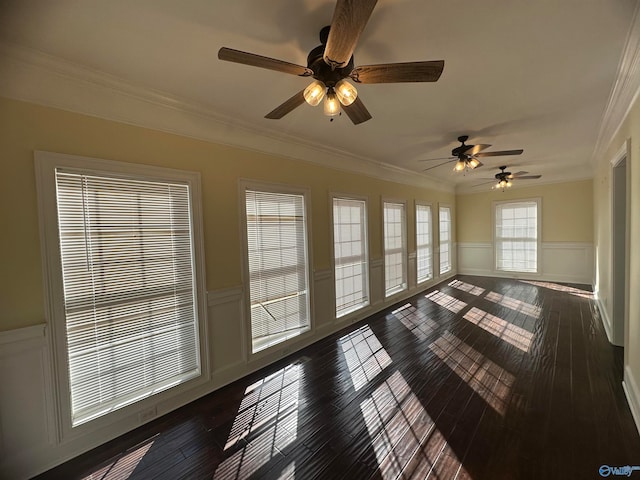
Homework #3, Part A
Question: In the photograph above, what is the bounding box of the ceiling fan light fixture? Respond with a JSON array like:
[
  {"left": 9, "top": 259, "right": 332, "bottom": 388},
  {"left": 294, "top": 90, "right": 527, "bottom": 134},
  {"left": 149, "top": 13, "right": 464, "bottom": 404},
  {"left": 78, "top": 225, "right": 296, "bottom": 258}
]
[
  {"left": 323, "top": 88, "right": 340, "bottom": 116},
  {"left": 454, "top": 160, "right": 465, "bottom": 171},
  {"left": 335, "top": 79, "right": 358, "bottom": 106},
  {"left": 303, "top": 80, "right": 326, "bottom": 106},
  {"left": 494, "top": 178, "right": 512, "bottom": 191},
  {"left": 468, "top": 158, "right": 481, "bottom": 169}
]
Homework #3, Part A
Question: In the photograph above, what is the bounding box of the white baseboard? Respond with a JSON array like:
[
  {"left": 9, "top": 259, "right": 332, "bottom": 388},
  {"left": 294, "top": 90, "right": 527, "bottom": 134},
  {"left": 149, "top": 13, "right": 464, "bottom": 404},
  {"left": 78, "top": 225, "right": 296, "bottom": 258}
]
[
  {"left": 595, "top": 296, "right": 615, "bottom": 344},
  {"left": 623, "top": 366, "right": 640, "bottom": 436}
]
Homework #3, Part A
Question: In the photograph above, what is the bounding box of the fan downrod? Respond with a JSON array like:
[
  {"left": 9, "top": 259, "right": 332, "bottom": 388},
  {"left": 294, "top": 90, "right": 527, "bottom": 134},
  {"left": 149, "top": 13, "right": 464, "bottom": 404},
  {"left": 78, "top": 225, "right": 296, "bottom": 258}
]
[{"left": 306, "top": 26, "right": 355, "bottom": 87}]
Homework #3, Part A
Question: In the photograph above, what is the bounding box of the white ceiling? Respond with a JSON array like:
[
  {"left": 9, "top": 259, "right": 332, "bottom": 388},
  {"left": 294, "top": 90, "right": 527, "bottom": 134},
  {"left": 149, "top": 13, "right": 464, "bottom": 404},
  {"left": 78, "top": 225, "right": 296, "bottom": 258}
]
[{"left": 0, "top": 0, "right": 636, "bottom": 191}]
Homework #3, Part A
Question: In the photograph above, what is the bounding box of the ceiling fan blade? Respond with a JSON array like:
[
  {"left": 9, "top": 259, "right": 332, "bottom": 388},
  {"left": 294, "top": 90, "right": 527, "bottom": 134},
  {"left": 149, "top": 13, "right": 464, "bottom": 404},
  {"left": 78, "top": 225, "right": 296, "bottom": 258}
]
[
  {"left": 265, "top": 90, "right": 306, "bottom": 119},
  {"left": 463, "top": 144, "right": 491, "bottom": 155},
  {"left": 514, "top": 175, "right": 542, "bottom": 180},
  {"left": 417, "top": 156, "right": 455, "bottom": 162},
  {"left": 475, "top": 149, "right": 524, "bottom": 157},
  {"left": 218, "top": 47, "right": 313, "bottom": 77},
  {"left": 350, "top": 61, "right": 444, "bottom": 83},
  {"left": 423, "top": 159, "right": 454, "bottom": 172},
  {"left": 342, "top": 96, "right": 372, "bottom": 125},
  {"left": 508, "top": 171, "right": 528, "bottom": 178},
  {"left": 324, "top": 0, "right": 378, "bottom": 69}
]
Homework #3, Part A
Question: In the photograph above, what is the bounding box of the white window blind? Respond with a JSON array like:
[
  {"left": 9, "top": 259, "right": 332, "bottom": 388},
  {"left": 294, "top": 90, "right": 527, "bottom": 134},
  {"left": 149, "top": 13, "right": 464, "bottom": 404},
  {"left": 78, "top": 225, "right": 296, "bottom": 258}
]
[
  {"left": 383, "top": 202, "right": 407, "bottom": 297},
  {"left": 416, "top": 204, "right": 433, "bottom": 283},
  {"left": 333, "top": 198, "right": 369, "bottom": 318},
  {"left": 439, "top": 206, "right": 452, "bottom": 274},
  {"left": 495, "top": 201, "right": 539, "bottom": 273},
  {"left": 55, "top": 169, "right": 200, "bottom": 426},
  {"left": 245, "top": 189, "right": 310, "bottom": 353}
]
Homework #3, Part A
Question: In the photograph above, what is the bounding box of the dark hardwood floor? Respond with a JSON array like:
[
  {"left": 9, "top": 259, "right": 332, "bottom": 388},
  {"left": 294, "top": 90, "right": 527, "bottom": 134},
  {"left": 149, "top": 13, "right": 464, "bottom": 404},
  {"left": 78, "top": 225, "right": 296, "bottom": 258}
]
[{"left": 35, "top": 275, "right": 640, "bottom": 479}]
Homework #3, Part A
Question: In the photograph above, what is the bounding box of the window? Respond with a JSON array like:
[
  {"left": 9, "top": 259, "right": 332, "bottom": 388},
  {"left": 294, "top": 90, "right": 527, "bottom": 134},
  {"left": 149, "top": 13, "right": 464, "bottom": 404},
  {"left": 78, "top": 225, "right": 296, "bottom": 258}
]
[
  {"left": 36, "top": 152, "right": 206, "bottom": 429},
  {"left": 383, "top": 201, "right": 407, "bottom": 297},
  {"left": 495, "top": 200, "right": 540, "bottom": 273},
  {"left": 439, "top": 206, "right": 452, "bottom": 274},
  {"left": 244, "top": 188, "right": 311, "bottom": 353},
  {"left": 333, "top": 197, "right": 369, "bottom": 318},
  {"left": 416, "top": 203, "right": 433, "bottom": 283}
]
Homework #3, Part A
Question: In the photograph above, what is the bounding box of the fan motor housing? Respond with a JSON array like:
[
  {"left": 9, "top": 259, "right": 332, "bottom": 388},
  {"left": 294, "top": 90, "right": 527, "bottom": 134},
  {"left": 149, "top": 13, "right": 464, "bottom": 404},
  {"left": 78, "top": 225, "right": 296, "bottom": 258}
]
[
  {"left": 307, "top": 44, "right": 354, "bottom": 86},
  {"left": 307, "top": 26, "right": 354, "bottom": 86},
  {"left": 451, "top": 145, "right": 473, "bottom": 157}
]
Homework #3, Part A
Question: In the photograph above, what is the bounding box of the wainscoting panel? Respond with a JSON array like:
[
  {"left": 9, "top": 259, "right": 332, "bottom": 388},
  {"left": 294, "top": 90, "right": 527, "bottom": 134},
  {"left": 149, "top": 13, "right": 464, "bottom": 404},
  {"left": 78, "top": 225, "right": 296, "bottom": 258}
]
[
  {"left": 408, "top": 252, "right": 417, "bottom": 291},
  {"left": 313, "top": 268, "right": 334, "bottom": 329},
  {"left": 541, "top": 242, "right": 594, "bottom": 284},
  {"left": 457, "top": 242, "right": 594, "bottom": 284},
  {"left": 456, "top": 242, "right": 492, "bottom": 276},
  {"left": 370, "top": 258, "right": 384, "bottom": 307},
  {"left": 0, "top": 325, "right": 56, "bottom": 479},
  {"left": 208, "top": 286, "right": 245, "bottom": 373}
]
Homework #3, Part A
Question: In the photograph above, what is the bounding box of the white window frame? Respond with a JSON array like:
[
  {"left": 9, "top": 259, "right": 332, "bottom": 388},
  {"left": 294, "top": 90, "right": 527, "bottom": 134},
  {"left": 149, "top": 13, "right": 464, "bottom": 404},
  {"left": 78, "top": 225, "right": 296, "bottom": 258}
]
[
  {"left": 330, "top": 194, "right": 370, "bottom": 320},
  {"left": 35, "top": 151, "right": 209, "bottom": 442},
  {"left": 239, "top": 180, "right": 314, "bottom": 357},
  {"left": 383, "top": 199, "right": 408, "bottom": 298},
  {"left": 438, "top": 204, "right": 453, "bottom": 276},
  {"left": 415, "top": 202, "right": 433, "bottom": 284},
  {"left": 493, "top": 198, "right": 542, "bottom": 274}
]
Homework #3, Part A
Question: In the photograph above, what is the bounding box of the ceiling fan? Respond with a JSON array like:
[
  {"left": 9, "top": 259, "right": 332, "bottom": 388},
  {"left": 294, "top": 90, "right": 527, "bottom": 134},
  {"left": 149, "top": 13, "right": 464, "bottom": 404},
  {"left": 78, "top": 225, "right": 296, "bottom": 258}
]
[
  {"left": 421, "top": 135, "right": 524, "bottom": 172},
  {"left": 473, "top": 166, "right": 542, "bottom": 190},
  {"left": 217, "top": 0, "right": 444, "bottom": 125}
]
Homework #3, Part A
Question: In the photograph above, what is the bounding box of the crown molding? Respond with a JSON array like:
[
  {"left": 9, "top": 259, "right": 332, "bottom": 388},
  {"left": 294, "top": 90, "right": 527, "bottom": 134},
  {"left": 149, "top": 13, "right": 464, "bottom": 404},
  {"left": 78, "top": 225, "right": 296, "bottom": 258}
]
[
  {"left": 592, "top": 3, "right": 640, "bottom": 163},
  {"left": 0, "top": 42, "right": 454, "bottom": 194}
]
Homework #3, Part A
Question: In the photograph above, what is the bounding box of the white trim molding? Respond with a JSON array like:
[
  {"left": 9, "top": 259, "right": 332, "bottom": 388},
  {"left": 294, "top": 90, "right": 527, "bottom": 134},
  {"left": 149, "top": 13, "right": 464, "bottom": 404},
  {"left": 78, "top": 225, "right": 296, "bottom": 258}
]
[
  {"left": 595, "top": 294, "right": 615, "bottom": 345},
  {"left": 592, "top": 3, "right": 640, "bottom": 163},
  {"left": 623, "top": 366, "right": 640, "bottom": 436}
]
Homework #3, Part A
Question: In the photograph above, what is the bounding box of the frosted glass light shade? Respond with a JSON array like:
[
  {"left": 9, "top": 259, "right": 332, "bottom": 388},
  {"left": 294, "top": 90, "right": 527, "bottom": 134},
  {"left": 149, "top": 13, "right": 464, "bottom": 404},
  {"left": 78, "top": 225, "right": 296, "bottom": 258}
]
[
  {"left": 303, "top": 80, "right": 326, "bottom": 106},
  {"left": 468, "top": 158, "right": 481, "bottom": 169},
  {"left": 324, "top": 89, "right": 340, "bottom": 116},
  {"left": 335, "top": 79, "right": 358, "bottom": 106}
]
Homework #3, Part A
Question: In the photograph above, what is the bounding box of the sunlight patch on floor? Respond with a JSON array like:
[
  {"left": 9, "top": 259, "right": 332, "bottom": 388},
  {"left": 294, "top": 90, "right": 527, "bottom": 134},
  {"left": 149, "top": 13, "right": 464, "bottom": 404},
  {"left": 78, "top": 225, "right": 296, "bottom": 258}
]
[
  {"left": 214, "top": 364, "right": 300, "bottom": 479},
  {"left": 484, "top": 290, "right": 542, "bottom": 319},
  {"left": 425, "top": 290, "right": 467, "bottom": 313},
  {"left": 82, "top": 439, "right": 154, "bottom": 480},
  {"left": 464, "top": 307, "right": 533, "bottom": 352},
  {"left": 448, "top": 279, "right": 486, "bottom": 296},
  {"left": 430, "top": 331, "right": 514, "bottom": 415},
  {"left": 392, "top": 303, "right": 439, "bottom": 341},
  {"left": 360, "top": 370, "right": 463, "bottom": 479},
  {"left": 340, "top": 325, "right": 392, "bottom": 391},
  {"left": 520, "top": 280, "right": 593, "bottom": 299}
]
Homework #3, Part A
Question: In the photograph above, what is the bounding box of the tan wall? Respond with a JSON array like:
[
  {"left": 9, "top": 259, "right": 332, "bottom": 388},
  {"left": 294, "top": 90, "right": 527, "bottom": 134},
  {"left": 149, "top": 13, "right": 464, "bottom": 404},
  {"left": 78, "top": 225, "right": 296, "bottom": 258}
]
[
  {"left": 594, "top": 92, "right": 640, "bottom": 396},
  {"left": 456, "top": 179, "right": 593, "bottom": 243},
  {"left": 0, "top": 97, "right": 454, "bottom": 332}
]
